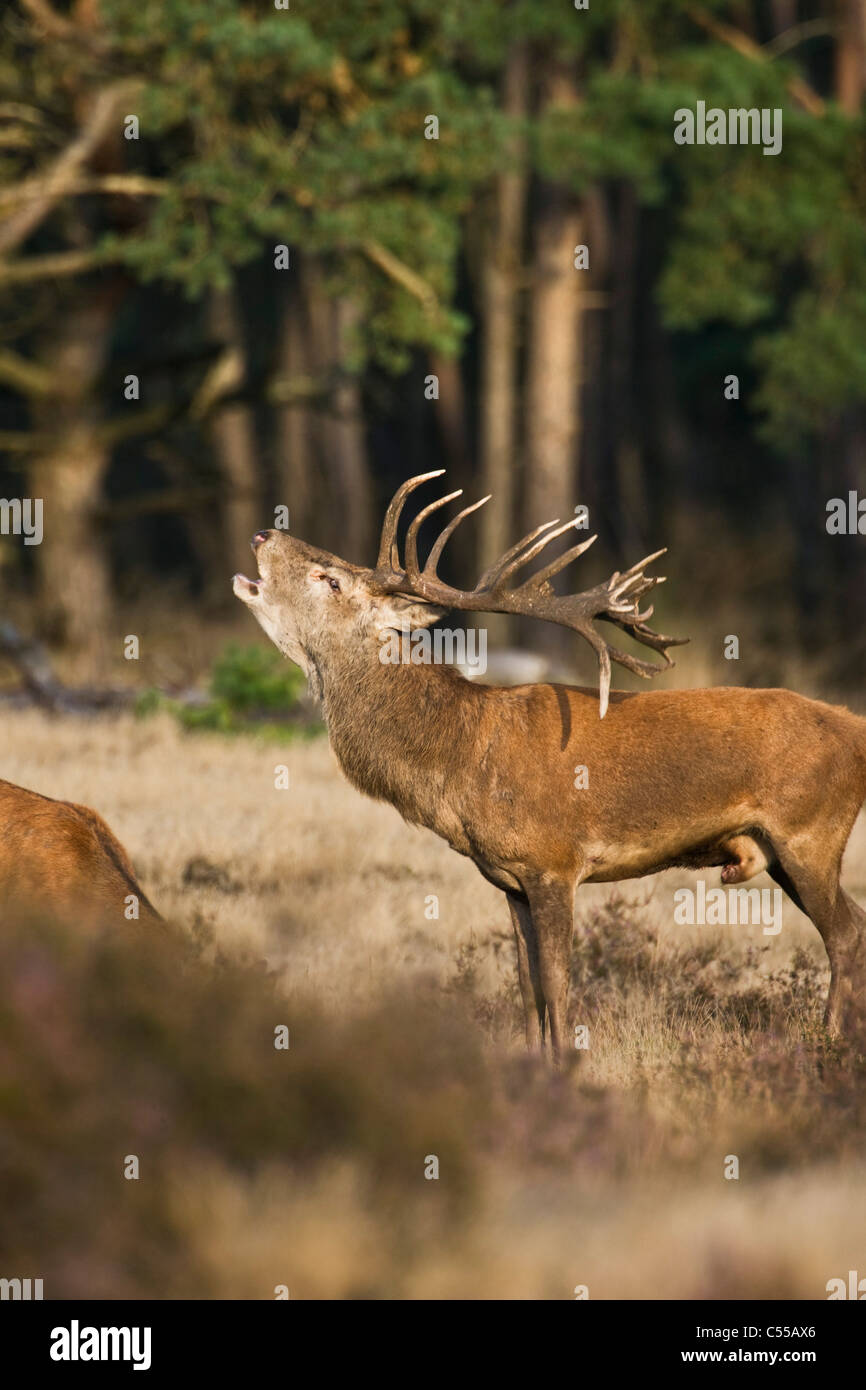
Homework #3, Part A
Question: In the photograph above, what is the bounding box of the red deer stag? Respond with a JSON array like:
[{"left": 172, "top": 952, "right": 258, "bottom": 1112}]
[
  {"left": 0, "top": 778, "right": 162, "bottom": 928},
  {"left": 234, "top": 472, "right": 866, "bottom": 1062}
]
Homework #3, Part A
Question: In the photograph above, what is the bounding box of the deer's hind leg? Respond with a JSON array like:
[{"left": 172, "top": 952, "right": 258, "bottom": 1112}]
[
  {"left": 830, "top": 888, "right": 866, "bottom": 1033},
  {"left": 769, "top": 834, "right": 866, "bottom": 1035}
]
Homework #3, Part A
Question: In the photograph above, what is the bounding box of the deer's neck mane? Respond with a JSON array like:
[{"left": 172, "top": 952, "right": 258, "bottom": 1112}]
[{"left": 312, "top": 643, "right": 483, "bottom": 829}]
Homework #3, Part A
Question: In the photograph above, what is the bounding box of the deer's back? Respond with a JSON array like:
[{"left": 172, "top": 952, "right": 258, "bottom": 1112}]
[{"left": 0, "top": 778, "right": 161, "bottom": 926}]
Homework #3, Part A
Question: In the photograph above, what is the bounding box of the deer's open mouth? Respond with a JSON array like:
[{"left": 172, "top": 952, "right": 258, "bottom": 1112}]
[{"left": 232, "top": 573, "right": 260, "bottom": 601}]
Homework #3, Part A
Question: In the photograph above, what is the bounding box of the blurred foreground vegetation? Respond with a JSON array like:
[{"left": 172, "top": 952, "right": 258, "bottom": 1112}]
[{"left": 3, "top": 893, "right": 866, "bottom": 1297}]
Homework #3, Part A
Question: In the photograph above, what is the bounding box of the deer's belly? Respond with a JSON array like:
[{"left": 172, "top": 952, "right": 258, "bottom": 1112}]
[{"left": 583, "top": 818, "right": 768, "bottom": 884}]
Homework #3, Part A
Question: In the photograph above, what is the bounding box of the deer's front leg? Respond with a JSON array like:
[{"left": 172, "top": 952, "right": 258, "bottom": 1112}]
[
  {"left": 507, "top": 891, "right": 545, "bottom": 1051},
  {"left": 526, "top": 876, "right": 578, "bottom": 1065}
]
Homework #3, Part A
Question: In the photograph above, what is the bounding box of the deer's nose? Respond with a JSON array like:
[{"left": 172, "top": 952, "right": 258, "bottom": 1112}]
[{"left": 251, "top": 530, "right": 271, "bottom": 550}]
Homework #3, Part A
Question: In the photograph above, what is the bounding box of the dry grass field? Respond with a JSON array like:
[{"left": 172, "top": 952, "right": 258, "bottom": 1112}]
[{"left": 3, "top": 704, "right": 866, "bottom": 1299}]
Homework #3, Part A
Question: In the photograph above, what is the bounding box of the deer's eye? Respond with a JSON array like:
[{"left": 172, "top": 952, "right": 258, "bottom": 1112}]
[{"left": 327, "top": 576, "right": 341, "bottom": 593}]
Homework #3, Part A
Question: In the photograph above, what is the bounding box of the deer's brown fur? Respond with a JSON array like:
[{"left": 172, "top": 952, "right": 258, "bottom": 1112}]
[
  {"left": 0, "top": 777, "right": 162, "bottom": 927},
  {"left": 234, "top": 478, "right": 866, "bottom": 1062}
]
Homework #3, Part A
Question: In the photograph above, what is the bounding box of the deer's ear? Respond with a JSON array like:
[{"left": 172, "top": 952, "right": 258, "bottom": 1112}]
[{"left": 374, "top": 593, "right": 448, "bottom": 633}]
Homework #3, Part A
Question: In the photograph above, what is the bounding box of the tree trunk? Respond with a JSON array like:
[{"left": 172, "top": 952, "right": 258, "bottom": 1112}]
[
  {"left": 304, "top": 263, "right": 372, "bottom": 562},
  {"left": 525, "top": 63, "right": 583, "bottom": 525},
  {"left": 274, "top": 273, "right": 315, "bottom": 543},
  {"left": 479, "top": 41, "right": 529, "bottom": 572},
  {"left": 835, "top": 0, "right": 866, "bottom": 112},
  {"left": 327, "top": 297, "right": 372, "bottom": 564},
  {"left": 636, "top": 232, "right": 693, "bottom": 542},
  {"left": 426, "top": 348, "right": 475, "bottom": 579},
  {"left": 606, "top": 183, "right": 646, "bottom": 560},
  {"left": 523, "top": 60, "right": 584, "bottom": 658},
  {"left": 475, "top": 41, "right": 529, "bottom": 641},
  {"left": 30, "top": 296, "right": 114, "bottom": 674},
  {"left": 208, "top": 287, "right": 262, "bottom": 571},
  {"left": 429, "top": 350, "right": 470, "bottom": 482}
]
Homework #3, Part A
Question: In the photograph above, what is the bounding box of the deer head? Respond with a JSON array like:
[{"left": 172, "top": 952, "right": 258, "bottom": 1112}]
[
  {"left": 233, "top": 471, "right": 686, "bottom": 714},
  {"left": 232, "top": 512, "right": 447, "bottom": 681}
]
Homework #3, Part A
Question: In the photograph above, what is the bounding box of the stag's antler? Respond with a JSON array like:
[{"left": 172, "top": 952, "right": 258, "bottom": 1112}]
[{"left": 371, "top": 471, "right": 688, "bottom": 718}]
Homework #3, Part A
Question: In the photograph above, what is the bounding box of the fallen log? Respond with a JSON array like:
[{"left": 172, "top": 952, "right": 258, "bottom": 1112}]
[{"left": 0, "top": 620, "right": 136, "bottom": 712}]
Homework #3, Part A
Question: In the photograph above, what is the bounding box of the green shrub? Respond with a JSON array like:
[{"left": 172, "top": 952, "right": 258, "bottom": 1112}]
[
  {"left": 136, "top": 642, "right": 319, "bottom": 739},
  {"left": 209, "top": 642, "right": 305, "bottom": 713}
]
